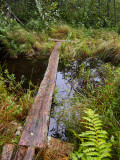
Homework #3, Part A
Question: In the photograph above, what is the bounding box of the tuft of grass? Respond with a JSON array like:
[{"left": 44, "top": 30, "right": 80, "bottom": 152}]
[
  {"left": 49, "top": 24, "right": 76, "bottom": 40},
  {"left": 33, "top": 41, "right": 55, "bottom": 55}
]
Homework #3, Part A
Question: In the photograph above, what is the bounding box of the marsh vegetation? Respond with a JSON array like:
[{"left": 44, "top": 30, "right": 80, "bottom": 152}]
[{"left": 0, "top": 0, "right": 120, "bottom": 159}]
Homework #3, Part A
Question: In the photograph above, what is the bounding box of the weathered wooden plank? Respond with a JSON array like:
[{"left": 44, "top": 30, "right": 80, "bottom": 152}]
[
  {"left": 18, "top": 42, "right": 61, "bottom": 148},
  {"left": 1, "top": 144, "right": 15, "bottom": 160},
  {"left": 50, "top": 38, "right": 80, "bottom": 43}
]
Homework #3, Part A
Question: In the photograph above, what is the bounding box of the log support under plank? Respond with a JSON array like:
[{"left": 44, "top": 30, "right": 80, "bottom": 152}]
[{"left": 1, "top": 144, "right": 15, "bottom": 160}]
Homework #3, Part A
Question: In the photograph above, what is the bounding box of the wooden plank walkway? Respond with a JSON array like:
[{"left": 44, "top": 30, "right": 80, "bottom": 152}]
[
  {"left": 1, "top": 42, "right": 61, "bottom": 160},
  {"left": 18, "top": 42, "right": 61, "bottom": 148}
]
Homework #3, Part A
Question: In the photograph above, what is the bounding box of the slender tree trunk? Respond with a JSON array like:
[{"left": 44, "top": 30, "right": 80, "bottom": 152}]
[
  {"left": 114, "top": 0, "right": 117, "bottom": 24},
  {"left": 107, "top": 0, "right": 111, "bottom": 17},
  {"left": 98, "top": 0, "right": 101, "bottom": 17}
]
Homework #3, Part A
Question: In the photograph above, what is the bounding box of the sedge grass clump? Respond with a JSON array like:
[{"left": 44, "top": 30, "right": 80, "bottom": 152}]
[
  {"left": 60, "top": 40, "right": 94, "bottom": 61},
  {"left": 49, "top": 24, "right": 76, "bottom": 40},
  {"left": 33, "top": 41, "right": 55, "bottom": 56}
]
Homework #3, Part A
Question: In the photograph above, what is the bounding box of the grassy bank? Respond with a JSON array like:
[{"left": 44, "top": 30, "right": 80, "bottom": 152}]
[
  {"left": 53, "top": 25, "right": 120, "bottom": 64},
  {"left": 1, "top": 13, "right": 120, "bottom": 62},
  {"left": 0, "top": 14, "right": 55, "bottom": 57}
]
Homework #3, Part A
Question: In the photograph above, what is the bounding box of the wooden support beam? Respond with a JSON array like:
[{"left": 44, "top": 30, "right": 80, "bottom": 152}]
[
  {"left": 14, "top": 147, "right": 27, "bottom": 160},
  {"left": 23, "top": 147, "right": 35, "bottom": 160},
  {"left": 1, "top": 144, "right": 15, "bottom": 160},
  {"left": 49, "top": 38, "right": 80, "bottom": 43}
]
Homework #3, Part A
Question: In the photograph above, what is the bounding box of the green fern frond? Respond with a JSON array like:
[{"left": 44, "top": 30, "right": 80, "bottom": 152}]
[{"left": 71, "top": 108, "right": 112, "bottom": 160}]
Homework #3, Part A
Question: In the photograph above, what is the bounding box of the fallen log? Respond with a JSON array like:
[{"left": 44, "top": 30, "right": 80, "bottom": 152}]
[{"left": 5, "top": 2, "right": 24, "bottom": 27}]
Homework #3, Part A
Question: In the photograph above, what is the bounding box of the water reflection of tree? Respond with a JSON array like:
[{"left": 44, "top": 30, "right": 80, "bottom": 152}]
[{"left": 58, "top": 60, "right": 81, "bottom": 94}]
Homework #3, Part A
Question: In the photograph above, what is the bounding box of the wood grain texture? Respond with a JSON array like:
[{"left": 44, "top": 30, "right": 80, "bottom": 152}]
[
  {"left": 1, "top": 144, "right": 15, "bottom": 160},
  {"left": 14, "top": 147, "right": 27, "bottom": 160},
  {"left": 18, "top": 42, "right": 61, "bottom": 148},
  {"left": 23, "top": 147, "right": 35, "bottom": 160}
]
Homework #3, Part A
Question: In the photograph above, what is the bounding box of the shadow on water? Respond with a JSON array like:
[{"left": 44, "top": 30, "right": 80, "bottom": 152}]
[{"left": 0, "top": 56, "right": 48, "bottom": 88}]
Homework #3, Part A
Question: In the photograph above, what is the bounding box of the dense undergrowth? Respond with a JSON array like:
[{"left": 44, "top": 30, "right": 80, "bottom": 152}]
[
  {"left": 0, "top": 12, "right": 55, "bottom": 57},
  {"left": 0, "top": 4, "right": 120, "bottom": 60},
  {"left": 0, "top": 68, "right": 35, "bottom": 156}
]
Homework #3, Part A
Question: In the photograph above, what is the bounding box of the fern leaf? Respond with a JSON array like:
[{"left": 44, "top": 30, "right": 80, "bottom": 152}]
[
  {"left": 98, "top": 139, "right": 106, "bottom": 145},
  {"left": 99, "top": 144, "right": 109, "bottom": 150},
  {"left": 100, "top": 148, "right": 112, "bottom": 153},
  {"left": 97, "top": 130, "right": 108, "bottom": 135},
  {"left": 81, "top": 122, "right": 93, "bottom": 126},
  {"left": 71, "top": 108, "right": 112, "bottom": 160},
  {"left": 83, "top": 117, "right": 92, "bottom": 122},
  {"left": 100, "top": 152, "right": 111, "bottom": 158},
  {"left": 86, "top": 126, "right": 95, "bottom": 130},
  {"left": 79, "top": 131, "right": 96, "bottom": 137},
  {"left": 83, "top": 147, "right": 96, "bottom": 153},
  {"left": 86, "top": 151, "right": 100, "bottom": 156},
  {"left": 81, "top": 142, "right": 95, "bottom": 147},
  {"left": 94, "top": 122, "right": 102, "bottom": 127},
  {"left": 97, "top": 134, "right": 107, "bottom": 138}
]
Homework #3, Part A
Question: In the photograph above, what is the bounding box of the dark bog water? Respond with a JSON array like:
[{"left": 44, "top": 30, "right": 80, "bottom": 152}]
[
  {"left": 48, "top": 58, "right": 104, "bottom": 141},
  {"left": 48, "top": 60, "right": 82, "bottom": 140},
  {"left": 0, "top": 56, "right": 48, "bottom": 88}
]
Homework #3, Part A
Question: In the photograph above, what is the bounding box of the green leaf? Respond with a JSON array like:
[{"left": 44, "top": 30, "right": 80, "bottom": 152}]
[
  {"left": 83, "top": 147, "right": 96, "bottom": 153},
  {"left": 83, "top": 117, "right": 92, "bottom": 122},
  {"left": 86, "top": 151, "right": 100, "bottom": 156},
  {"left": 79, "top": 131, "right": 96, "bottom": 137},
  {"left": 81, "top": 142, "right": 95, "bottom": 147},
  {"left": 100, "top": 152, "right": 111, "bottom": 158},
  {"left": 86, "top": 126, "right": 95, "bottom": 131}
]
